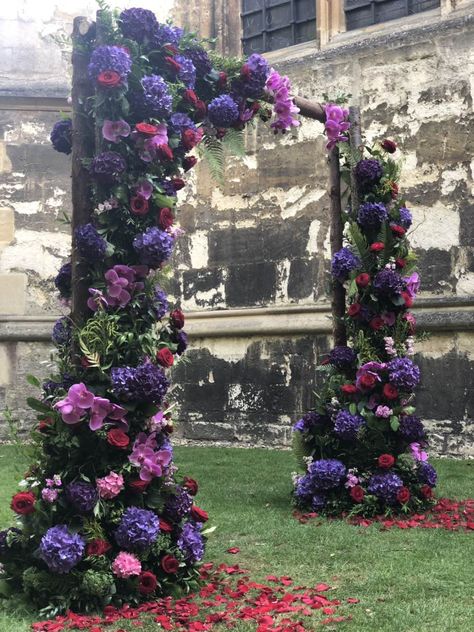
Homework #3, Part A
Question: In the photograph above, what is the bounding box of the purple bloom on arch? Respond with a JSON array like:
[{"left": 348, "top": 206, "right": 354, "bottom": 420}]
[{"left": 102, "top": 119, "right": 131, "bottom": 143}]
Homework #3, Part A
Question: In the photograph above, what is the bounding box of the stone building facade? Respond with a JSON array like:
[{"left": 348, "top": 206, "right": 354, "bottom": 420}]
[{"left": 0, "top": 0, "right": 472, "bottom": 455}]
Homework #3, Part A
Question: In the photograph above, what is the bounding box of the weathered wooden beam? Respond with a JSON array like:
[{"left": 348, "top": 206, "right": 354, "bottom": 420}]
[
  {"left": 70, "top": 17, "right": 95, "bottom": 339},
  {"left": 294, "top": 96, "right": 325, "bottom": 123}
]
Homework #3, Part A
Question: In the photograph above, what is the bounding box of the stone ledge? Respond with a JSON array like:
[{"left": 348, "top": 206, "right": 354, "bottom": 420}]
[{"left": 0, "top": 296, "right": 473, "bottom": 341}]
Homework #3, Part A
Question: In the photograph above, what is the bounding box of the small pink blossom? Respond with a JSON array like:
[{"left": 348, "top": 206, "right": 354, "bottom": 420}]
[
  {"left": 375, "top": 405, "right": 393, "bottom": 418},
  {"left": 410, "top": 442, "right": 428, "bottom": 462},
  {"left": 345, "top": 473, "right": 359, "bottom": 488},
  {"left": 96, "top": 471, "right": 124, "bottom": 499},
  {"left": 112, "top": 552, "right": 142, "bottom": 578},
  {"left": 41, "top": 488, "right": 58, "bottom": 503}
]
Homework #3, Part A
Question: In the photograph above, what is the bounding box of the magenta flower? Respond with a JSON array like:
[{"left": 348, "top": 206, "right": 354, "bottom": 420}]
[
  {"left": 68, "top": 383, "right": 95, "bottom": 409},
  {"left": 129, "top": 432, "right": 172, "bottom": 481},
  {"left": 87, "top": 288, "right": 108, "bottom": 312},
  {"left": 135, "top": 179, "right": 153, "bottom": 200},
  {"left": 55, "top": 398, "right": 82, "bottom": 424},
  {"left": 404, "top": 272, "right": 420, "bottom": 299},
  {"left": 375, "top": 405, "right": 393, "bottom": 418},
  {"left": 265, "top": 69, "right": 300, "bottom": 132},
  {"left": 410, "top": 442, "right": 428, "bottom": 462},
  {"left": 324, "top": 103, "right": 350, "bottom": 150},
  {"left": 102, "top": 119, "right": 131, "bottom": 143}
]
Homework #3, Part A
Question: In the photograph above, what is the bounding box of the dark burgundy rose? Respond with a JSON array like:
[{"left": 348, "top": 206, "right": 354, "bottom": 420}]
[
  {"left": 128, "top": 479, "right": 150, "bottom": 493},
  {"left": 378, "top": 454, "right": 395, "bottom": 469},
  {"left": 161, "top": 554, "right": 180, "bottom": 574},
  {"left": 170, "top": 309, "right": 185, "bottom": 329},
  {"left": 348, "top": 303, "right": 361, "bottom": 317},
  {"left": 182, "top": 129, "right": 200, "bottom": 150},
  {"left": 397, "top": 487, "right": 410, "bottom": 504},
  {"left": 183, "top": 89, "right": 198, "bottom": 105},
  {"left": 136, "top": 122, "right": 160, "bottom": 136},
  {"left": 218, "top": 71, "right": 227, "bottom": 88},
  {"left": 190, "top": 505, "right": 208, "bottom": 522},
  {"left": 158, "top": 207, "right": 174, "bottom": 230},
  {"left": 159, "top": 518, "right": 173, "bottom": 533},
  {"left": 356, "top": 273, "right": 370, "bottom": 288},
  {"left": 183, "top": 156, "right": 198, "bottom": 171},
  {"left": 395, "top": 258, "right": 406, "bottom": 269},
  {"left": 369, "top": 316, "right": 384, "bottom": 331},
  {"left": 383, "top": 384, "right": 399, "bottom": 400},
  {"left": 86, "top": 539, "right": 111, "bottom": 556},
  {"left": 420, "top": 484, "right": 433, "bottom": 499},
  {"left": 157, "top": 347, "right": 174, "bottom": 368},
  {"left": 131, "top": 196, "right": 149, "bottom": 216},
  {"left": 195, "top": 100, "right": 207, "bottom": 120},
  {"left": 165, "top": 56, "right": 181, "bottom": 74},
  {"left": 172, "top": 178, "right": 185, "bottom": 191},
  {"left": 183, "top": 477, "right": 198, "bottom": 496},
  {"left": 11, "top": 491, "right": 36, "bottom": 515},
  {"left": 157, "top": 145, "right": 174, "bottom": 161},
  {"left": 107, "top": 428, "right": 130, "bottom": 448},
  {"left": 370, "top": 242, "right": 385, "bottom": 252},
  {"left": 391, "top": 224, "right": 406, "bottom": 238},
  {"left": 359, "top": 374, "right": 377, "bottom": 390},
  {"left": 139, "top": 571, "right": 157, "bottom": 594},
  {"left": 381, "top": 139, "right": 397, "bottom": 153},
  {"left": 341, "top": 384, "right": 358, "bottom": 395},
  {"left": 350, "top": 485, "right": 364, "bottom": 503}
]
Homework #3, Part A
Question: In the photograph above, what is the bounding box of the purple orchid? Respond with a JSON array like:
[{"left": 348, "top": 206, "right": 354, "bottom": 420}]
[
  {"left": 410, "top": 442, "right": 428, "bottom": 462},
  {"left": 89, "top": 397, "right": 128, "bottom": 431},
  {"left": 135, "top": 179, "right": 153, "bottom": 200},
  {"left": 55, "top": 383, "right": 95, "bottom": 424},
  {"left": 265, "top": 69, "right": 300, "bottom": 132},
  {"left": 129, "top": 432, "right": 173, "bottom": 481},
  {"left": 102, "top": 119, "right": 131, "bottom": 143},
  {"left": 404, "top": 272, "right": 420, "bottom": 299},
  {"left": 87, "top": 288, "right": 108, "bottom": 312},
  {"left": 324, "top": 103, "right": 350, "bottom": 150}
]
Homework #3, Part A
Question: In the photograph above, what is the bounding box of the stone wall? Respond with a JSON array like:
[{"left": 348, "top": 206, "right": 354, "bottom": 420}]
[{"left": 0, "top": 1, "right": 472, "bottom": 456}]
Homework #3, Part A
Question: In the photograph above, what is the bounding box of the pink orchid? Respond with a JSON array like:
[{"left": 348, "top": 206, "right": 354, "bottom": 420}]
[
  {"left": 54, "top": 398, "right": 82, "bottom": 424},
  {"left": 324, "top": 103, "right": 351, "bottom": 149},
  {"left": 404, "top": 272, "right": 420, "bottom": 299},
  {"left": 265, "top": 69, "right": 300, "bottom": 132},
  {"left": 89, "top": 396, "right": 113, "bottom": 431},
  {"left": 102, "top": 119, "right": 131, "bottom": 143},
  {"left": 135, "top": 179, "right": 154, "bottom": 200},
  {"left": 68, "top": 383, "right": 95, "bottom": 409},
  {"left": 410, "top": 442, "right": 428, "bottom": 462},
  {"left": 87, "top": 288, "right": 108, "bottom": 312}
]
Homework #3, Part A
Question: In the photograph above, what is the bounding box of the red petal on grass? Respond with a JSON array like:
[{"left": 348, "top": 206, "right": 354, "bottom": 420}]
[
  {"left": 226, "top": 547, "right": 240, "bottom": 554},
  {"left": 347, "top": 597, "right": 360, "bottom": 603},
  {"left": 315, "top": 583, "right": 331, "bottom": 592}
]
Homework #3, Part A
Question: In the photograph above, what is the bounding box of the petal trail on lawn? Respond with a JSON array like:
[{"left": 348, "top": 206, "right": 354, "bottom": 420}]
[
  {"left": 32, "top": 563, "right": 358, "bottom": 631},
  {"left": 294, "top": 498, "right": 474, "bottom": 531}
]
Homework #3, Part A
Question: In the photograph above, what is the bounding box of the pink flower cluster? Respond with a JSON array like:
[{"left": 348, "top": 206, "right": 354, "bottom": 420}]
[
  {"left": 112, "top": 551, "right": 141, "bottom": 578},
  {"left": 96, "top": 471, "right": 124, "bottom": 499},
  {"left": 265, "top": 70, "right": 300, "bottom": 132},
  {"left": 87, "top": 264, "right": 148, "bottom": 311},
  {"left": 55, "top": 383, "right": 127, "bottom": 431},
  {"left": 41, "top": 474, "right": 62, "bottom": 503},
  {"left": 324, "top": 103, "right": 350, "bottom": 149},
  {"left": 129, "top": 432, "right": 172, "bottom": 481}
]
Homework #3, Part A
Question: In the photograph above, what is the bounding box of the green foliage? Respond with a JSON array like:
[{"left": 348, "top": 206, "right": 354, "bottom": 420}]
[{"left": 292, "top": 432, "right": 313, "bottom": 471}]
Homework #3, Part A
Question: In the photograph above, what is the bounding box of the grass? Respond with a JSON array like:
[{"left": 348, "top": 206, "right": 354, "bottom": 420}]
[{"left": 0, "top": 444, "right": 473, "bottom": 631}]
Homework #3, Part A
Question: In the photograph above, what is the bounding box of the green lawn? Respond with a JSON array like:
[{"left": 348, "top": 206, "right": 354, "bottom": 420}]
[{"left": 0, "top": 445, "right": 473, "bottom": 631}]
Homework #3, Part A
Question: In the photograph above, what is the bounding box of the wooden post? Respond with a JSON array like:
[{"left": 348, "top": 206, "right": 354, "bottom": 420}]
[
  {"left": 293, "top": 96, "right": 325, "bottom": 123},
  {"left": 328, "top": 145, "right": 347, "bottom": 346},
  {"left": 348, "top": 105, "right": 362, "bottom": 212},
  {"left": 71, "top": 17, "right": 95, "bottom": 339}
]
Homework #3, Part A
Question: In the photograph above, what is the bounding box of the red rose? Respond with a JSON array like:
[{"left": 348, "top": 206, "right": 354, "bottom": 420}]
[
  {"left": 86, "top": 539, "right": 111, "bottom": 557},
  {"left": 420, "top": 484, "right": 433, "bottom": 499},
  {"left": 390, "top": 182, "right": 399, "bottom": 199},
  {"left": 135, "top": 122, "right": 160, "bottom": 136},
  {"left": 341, "top": 384, "right": 358, "bottom": 395},
  {"left": 370, "top": 242, "right": 385, "bottom": 252},
  {"left": 97, "top": 70, "right": 121, "bottom": 88},
  {"left": 395, "top": 257, "right": 406, "bottom": 269},
  {"left": 359, "top": 374, "right": 377, "bottom": 390},
  {"left": 355, "top": 273, "right": 370, "bottom": 288},
  {"left": 183, "top": 477, "right": 198, "bottom": 496},
  {"left": 129, "top": 479, "right": 149, "bottom": 493},
  {"left": 381, "top": 139, "right": 397, "bottom": 153},
  {"left": 38, "top": 417, "right": 54, "bottom": 433},
  {"left": 369, "top": 316, "right": 385, "bottom": 331},
  {"left": 161, "top": 554, "right": 180, "bottom": 574},
  {"left": 157, "top": 347, "right": 174, "bottom": 368},
  {"left": 139, "top": 571, "right": 157, "bottom": 595},
  {"left": 401, "top": 291, "right": 413, "bottom": 308},
  {"left": 170, "top": 309, "right": 185, "bottom": 329},
  {"left": 182, "top": 129, "right": 200, "bottom": 150},
  {"left": 240, "top": 63, "right": 250, "bottom": 78},
  {"left": 11, "top": 491, "right": 36, "bottom": 515},
  {"left": 172, "top": 178, "right": 185, "bottom": 191},
  {"left": 378, "top": 454, "right": 395, "bottom": 469},
  {"left": 383, "top": 383, "right": 399, "bottom": 400},
  {"left": 397, "top": 487, "right": 410, "bottom": 504},
  {"left": 165, "top": 56, "right": 181, "bottom": 73},
  {"left": 218, "top": 71, "right": 227, "bottom": 88},
  {"left": 183, "top": 89, "right": 198, "bottom": 105},
  {"left": 156, "top": 144, "right": 174, "bottom": 161},
  {"left": 348, "top": 303, "right": 361, "bottom": 317},
  {"left": 159, "top": 518, "right": 173, "bottom": 533},
  {"left": 190, "top": 506, "right": 209, "bottom": 522},
  {"left": 391, "top": 224, "right": 406, "bottom": 237},
  {"left": 107, "top": 428, "right": 130, "bottom": 449},
  {"left": 183, "top": 156, "right": 198, "bottom": 172},
  {"left": 195, "top": 100, "right": 207, "bottom": 120},
  {"left": 350, "top": 485, "right": 364, "bottom": 503},
  {"left": 158, "top": 207, "right": 174, "bottom": 230},
  {"left": 131, "top": 196, "right": 149, "bottom": 216}
]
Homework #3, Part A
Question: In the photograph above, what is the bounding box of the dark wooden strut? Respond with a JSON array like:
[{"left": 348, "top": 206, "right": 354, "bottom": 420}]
[
  {"left": 348, "top": 106, "right": 362, "bottom": 211},
  {"left": 71, "top": 17, "right": 95, "bottom": 356}
]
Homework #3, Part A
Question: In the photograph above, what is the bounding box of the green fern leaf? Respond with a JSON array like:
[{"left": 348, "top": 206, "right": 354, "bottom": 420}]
[{"left": 292, "top": 432, "right": 312, "bottom": 470}]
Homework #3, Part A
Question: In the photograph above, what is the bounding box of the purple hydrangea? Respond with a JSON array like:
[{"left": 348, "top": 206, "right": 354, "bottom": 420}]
[
  {"left": 293, "top": 412, "right": 327, "bottom": 432},
  {"left": 398, "top": 207, "right": 413, "bottom": 229},
  {"left": 74, "top": 223, "right": 107, "bottom": 262},
  {"left": 399, "top": 415, "right": 426, "bottom": 442},
  {"left": 54, "top": 261, "right": 72, "bottom": 299},
  {"left": 207, "top": 94, "right": 239, "bottom": 128},
  {"left": 311, "top": 493, "right": 327, "bottom": 512},
  {"left": 176, "top": 55, "right": 196, "bottom": 89},
  {"left": 294, "top": 474, "right": 313, "bottom": 501},
  {"left": 119, "top": 7, "right": 158, "bottom": 43},
  {"left": 237, "top": 53, "right": 270, "bottom": 98},
  {"left": 90, "top": 151, "right": 126, "bottom": 183},
  {"left": 154, "top": 285, "right": 169, "bottom": 320},
  {"left": 308, "top": 459, "right": 346, "bottom": 490},
  {"left": 333, "top": 410, "right": 365, "bottom": 440},
  {"left": 159, "top": 179, "right": 178, "bottom": 197},
  {"left": 368, "top": 472, "right": 403, "bottom": 504},
  {"left": 39, "top": 525, "right": 85, "bottom": 574},
  {"left": 177, "top": 522, "right": 205, "bottom": 563},
  {"left": 43, "top": 373, "right": 75, "bottom": 397},
  {"left": 164, "top": 486, "right": 193, "bottom": 521},
  {"left": 328, "top": 346, "right": 357, "bottom": 369},
  {"left": 357, "top": 202, "right": 388, "bottom": 228},
  {"left": 114, "top": 507, "right": 160, "bottom": 551},
  {"left": 387, "top": 357, "right": 421, "bottom": 391},
  {"left": 66, "top": 481, "right": 98, "bottom": 513},
  {"left": 169, "top": 112, "right": 197, "bottom": 135},
  {"left": 331, "top": 247, "right": 360, "bottom": 282},
  {"left": 137, "top": 75, "right": 173, "bottom": 119},
  {"left": 175, "top": 330, "right": 188, "bottom": 355},
  {"left": 52, "top": 317, "right": 72, "bottom": 346},
  {"left": 184, "top": 45, "right": 212, "bottom": 76},
  {"left": 373, "top": 269, "right": 405, "bottom": 296},
  {"left": 50, "top": 118, "right": 72, "bottom": 155},
  {"left": 418, "top": 462, "right": 437, "bottom": 487},
  {"left": 150, "top": 22, "right": 183, "bottom": 48},
  {"left": 133, "top": 226, "right": 174, "bottom": 268},
  {"left": 355, "top": 159, "right": 383, "bottom": 190},
  {"left": 111, "top": 362, "right": 169, "bottom": 404},
  {"left": 88, "top": 45, "right": 132, "bottom": 81}
]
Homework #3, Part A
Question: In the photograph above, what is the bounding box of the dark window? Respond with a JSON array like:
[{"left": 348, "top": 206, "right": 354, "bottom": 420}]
[
  {"left": 241, "top": 0, "right": 316, "bottom": 55},
  {"left": 344, "top": 0, "right": 440, "bottom": 31}
]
